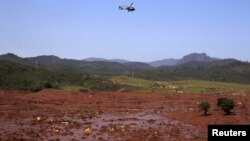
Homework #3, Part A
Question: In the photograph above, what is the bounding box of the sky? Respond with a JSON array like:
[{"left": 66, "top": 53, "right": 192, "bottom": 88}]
[{"left": 0, "top": 0, "right": 250, "bottom": 62}]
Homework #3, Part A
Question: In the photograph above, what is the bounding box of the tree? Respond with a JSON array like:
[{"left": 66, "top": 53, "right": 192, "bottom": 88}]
[
  {"left": 198, "top": 102, "right": 210, "bottom": 115},
  {"left": 220, "top": 98, "right": 235, "bottom": 115},
  {"left": 217, "top": 98, "right": 227, "bottom": 107},
  {"left": 44, "top": 82, "right": 53, "bottom": 88}
]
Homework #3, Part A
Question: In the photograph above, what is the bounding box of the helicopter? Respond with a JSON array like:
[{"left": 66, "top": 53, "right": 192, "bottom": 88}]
[{"left": 119, "top": 3, "right": 135, "bottom": 12}]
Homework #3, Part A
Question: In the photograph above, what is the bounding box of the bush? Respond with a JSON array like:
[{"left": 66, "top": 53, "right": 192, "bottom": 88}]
[
  {"left": 29, "top": 83, "right": 43, "bottom": 92},
  {"left": 198, "top": 102, "right": 210, "bottom": 115},
  {"left": 44, "top": 82, "right": 53, "bottom": 88},
  {"left": 220, "top": 98, "right": 235, "bottom": 115},
  {"left": 217, "top": 98, "right": 227, "bottom": 107}
]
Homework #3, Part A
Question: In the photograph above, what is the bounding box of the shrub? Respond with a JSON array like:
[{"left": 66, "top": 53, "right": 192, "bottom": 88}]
[
  {"left": 198, "top": 102, "right": 210, "bottom": 115},
  {"left": 44, "top": 82, "right": 53, "bottom": 88},
  {"left": 220, "top": 98, "right": 235, "bottom": 115},
  {"left": 217, "top": 98, "right": 227, "bottom": 107},
  {"left": 29, "top": 84, "right": 42, "bottom": 92}
]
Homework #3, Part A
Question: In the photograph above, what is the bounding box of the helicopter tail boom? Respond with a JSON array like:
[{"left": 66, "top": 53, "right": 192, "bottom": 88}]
[{"left": 119, "top": 6, "right": 123, "bottom": 10}]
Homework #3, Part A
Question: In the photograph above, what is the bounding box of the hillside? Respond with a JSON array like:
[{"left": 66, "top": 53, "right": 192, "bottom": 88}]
[
  {"left": 148, "top": 53, "right": 219, "bottom": 67},
  {"left": 0, "top": 60, "right": 60, "bottom": 91},
  {"left": 148, "top": 59, "right": 180, "bottom": 67},
  {"left": 83, "top": 53, "right": 222, "bottom": 67},
  {"left": 0, "top": 60, "right": 127, "bottom": 91},
  {"left": 138, "top": 61, "right": 250, "bottom": 84},
  {"left": 1, "top": 53, "right": 250, "bottom": 86},
  {"left": 0, "top": 53, "right": 154, "bottom": 75},
  {"left": 111, "top": 76, "right": 250, "bottom": 94}
]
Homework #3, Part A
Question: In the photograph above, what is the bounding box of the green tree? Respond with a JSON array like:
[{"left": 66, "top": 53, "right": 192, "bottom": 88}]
[
  {"left": 198, "top": 102, "right": 210, "bottom": 115},
  {"left": 220, "top": 99, "right": 235, "bottom": 115}
]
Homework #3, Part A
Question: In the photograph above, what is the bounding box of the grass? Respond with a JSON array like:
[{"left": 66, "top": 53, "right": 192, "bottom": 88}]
[
  {"left": 110, "top": 76, "right": 153, "bottom": 87},
  {"left": 59, "top": 76, "right": 250, "bottom": 94},
  {"left": 110, "top": 76, "right": 250, "bottom": 94},
  {"left": 60, "top": 85, "right": 86, "bottom": 92},
  {"left": 170, "top": 80, "right": 250, "bottom": 94}
]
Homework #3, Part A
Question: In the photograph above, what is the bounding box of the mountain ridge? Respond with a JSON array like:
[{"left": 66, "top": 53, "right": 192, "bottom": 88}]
[
  {"left": 0, "top": 52, "right": 244, "bottom": 68},
  {"left": 78, "top": 53, "right": 240, "bottom": 67},
  {"left": 1, "top": 52, "right": 250, "bottom": 85},
  {"left": 83, "top": 57, "right": 129, "bottom": 64},
  {"left": 177, "top": 53, "right": 218, "bottom": 65}
]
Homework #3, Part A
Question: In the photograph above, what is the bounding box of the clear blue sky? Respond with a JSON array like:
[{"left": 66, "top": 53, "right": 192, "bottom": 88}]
[{"left": 0, "top": 0, "right": 250, "bottom": 62}]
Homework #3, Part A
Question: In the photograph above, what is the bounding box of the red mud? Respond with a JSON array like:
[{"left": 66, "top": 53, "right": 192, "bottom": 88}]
[{"left": 0, "top": 89, "right": 249, "bottom": 141}]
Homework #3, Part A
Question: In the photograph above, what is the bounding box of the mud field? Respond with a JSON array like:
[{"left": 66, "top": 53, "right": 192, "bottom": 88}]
[{"left": 0, "top": 89, "right": 249, "bottom": 141}]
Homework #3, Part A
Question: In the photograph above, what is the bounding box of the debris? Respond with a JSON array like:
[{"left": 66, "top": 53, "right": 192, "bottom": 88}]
[
  {"left": 84, "top": 127, "right": 92, "bottom": 134},
  {"left": 189, "top": 108, "right": 194, "bottom": 111},
  {"left": 47, "top": 118, "right": 55, "bottom": 123},
  {"left": 36, "top": 116, "right": 41, "bottom": 121},
  {"left": 54, "top": 128, "right": 60, "bottom": 133},
  {"left": 129, "top": 123, "right": 135, "bottom": 128},
  {"left": 61, "top": 121, "right": 69, "bottom": 126},
  {"left": 48, "top": 128, "right": 60, "bottom": 134},
  {"left": 108, "top": 127, "right": 115, "bottom": 132},
  {"left": 121, "top": 125, "right": 125, "bottom": 132}
]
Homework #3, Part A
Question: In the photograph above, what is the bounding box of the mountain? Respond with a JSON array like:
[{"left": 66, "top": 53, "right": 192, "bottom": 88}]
[
  {"left": 26, "top": 55, "right": 64, "bottom": 66},
  {"left": 148, "top": 59, "right": 180, "bottom": 67},
  {"left": 176, "top": 59, "right": 239, "bottom": 68},
  {"left": 147, "top": 53, "right": 218, "bottom": 67},
  {"left": 124, "top": 62, "right": 153, "bottom": 70},
  {"left": 0, "top": 53, "right": 154, "bottom": 75},
  {"left": 0, "top": 53, "right": 241, "bottom": 69},
  {"left": 1, "top": 53, "right": 250, "bottom": 85},
  {"left": 84, "top": 57, "right": 129, "bottom": 64},
  {"left": 0, "top": 53, "right": 28, "bottom": 64},
  {"left": 84, "top": 53, "right": 219, "bottom": 67},
  {"left": 177, "top": 53, "right": 218, "bottom": 65}
]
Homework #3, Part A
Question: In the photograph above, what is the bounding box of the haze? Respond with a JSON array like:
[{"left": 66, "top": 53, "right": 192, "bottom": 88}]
[{"left": 0, "top": 0, "right": 250, "bottom": 62}]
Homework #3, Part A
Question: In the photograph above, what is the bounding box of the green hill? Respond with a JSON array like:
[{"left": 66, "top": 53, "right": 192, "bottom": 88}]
[
  {"left": 138, "top": 61, "right": 250, "bottom": 84},
  {"left": 0, "top": 60, "right": 124, "bottom": 91},
  {"left": 1, "top": 53, "right": 250, "bottom": 90}
]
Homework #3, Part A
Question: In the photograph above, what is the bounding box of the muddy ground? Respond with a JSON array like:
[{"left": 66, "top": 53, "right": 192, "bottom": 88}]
[{"left": 0, "top": 89, "right": 249, "bottom": 141}]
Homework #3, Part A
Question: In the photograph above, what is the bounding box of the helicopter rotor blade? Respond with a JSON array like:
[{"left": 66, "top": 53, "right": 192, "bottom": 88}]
[{"left": 130, "top": 3, "right": 133, "bottom": 7}]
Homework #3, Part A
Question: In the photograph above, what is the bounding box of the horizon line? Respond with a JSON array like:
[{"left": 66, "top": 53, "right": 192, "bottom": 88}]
[{"left": 1, "top": 52, "right": 248, "bottom": 63}]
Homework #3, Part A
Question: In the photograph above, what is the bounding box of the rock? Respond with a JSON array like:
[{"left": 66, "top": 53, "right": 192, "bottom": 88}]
[
  {"left": 84, "top": 127, "right": 92, "bottom": 134},
  {"left": 36, "top": 116, "right": 41, "bottom": 121}
]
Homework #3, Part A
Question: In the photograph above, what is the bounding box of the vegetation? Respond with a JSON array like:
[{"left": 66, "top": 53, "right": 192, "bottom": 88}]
[
  {"left": 0, "top": 60, "right": 122, "bottom": 92},
  {"left": 1, "top": 57, "right": 250, "bottom": 93},
  {"left": 111, "top": 76, "right": 250, "bottom": 94},
  {"left": 220, "top": 98, "right": 235, "bottom": 115},
  {"left": 137, "top": 61, "right": 250, "bottom": 84},
  {"left": 0, "top": 60, "right": 59, "bottom": 91},
  {"left": 198, "top": 102, "right": 210, "bottom": 115},
  {"left": 2, "top": 53, "right": 250, "bottom": 85},
  {"left": 217, "top": 98, "right": 228, "bottom": 107}
]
